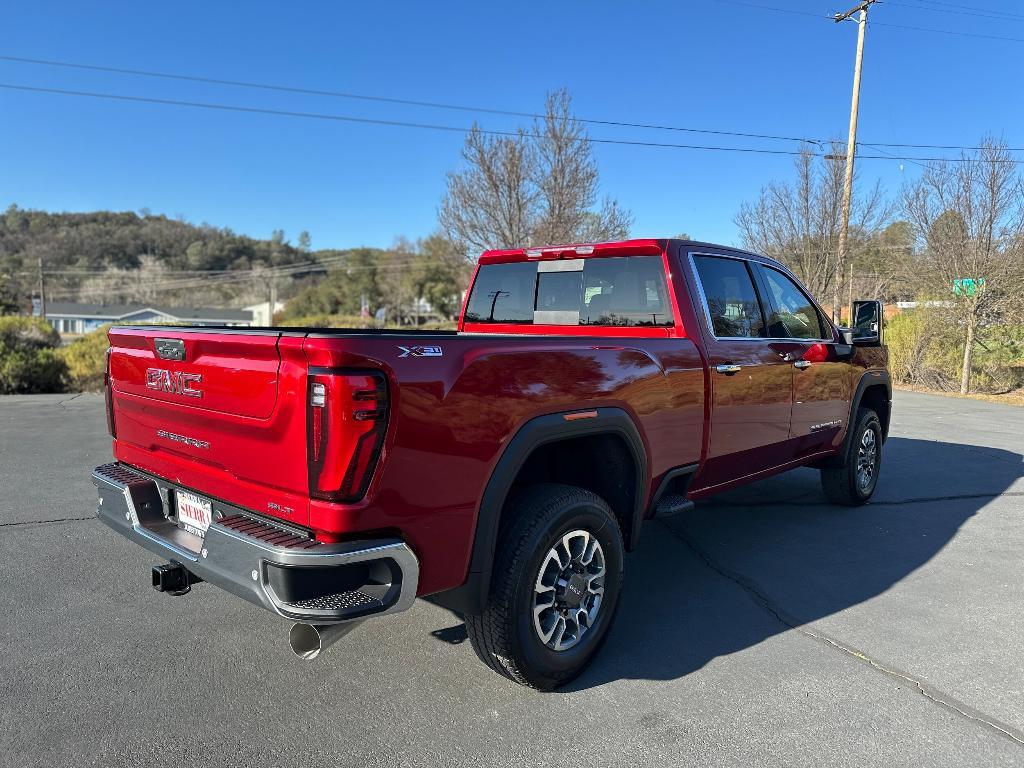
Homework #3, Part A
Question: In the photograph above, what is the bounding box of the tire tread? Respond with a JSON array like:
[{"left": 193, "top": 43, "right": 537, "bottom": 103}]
[
  {"left": 821, "top": 407, "right": 881, "bottom": 506},
  {"left": 464, "top": 483, "right": 622, "bottom": 689}
]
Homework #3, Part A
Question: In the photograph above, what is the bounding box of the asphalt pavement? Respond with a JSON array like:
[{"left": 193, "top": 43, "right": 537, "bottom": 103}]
[{"left": 1, "top": 390, "right": 1022, "bottom": 767}]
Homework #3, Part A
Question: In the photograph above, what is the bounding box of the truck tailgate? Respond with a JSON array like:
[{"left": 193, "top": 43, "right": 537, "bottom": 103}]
[{"left": 107, "top": 327, "right": 312, "bottom": 526}]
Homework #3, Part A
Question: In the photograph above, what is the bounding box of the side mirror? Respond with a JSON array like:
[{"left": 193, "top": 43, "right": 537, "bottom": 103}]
[{"left": 851, "top": 300, "right": 882, "bottom": 345}]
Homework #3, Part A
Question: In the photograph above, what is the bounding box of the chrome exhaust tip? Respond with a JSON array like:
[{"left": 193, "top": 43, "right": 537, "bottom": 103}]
[{"left": 288, "top": 621, "right": 363, "bottom": 660}]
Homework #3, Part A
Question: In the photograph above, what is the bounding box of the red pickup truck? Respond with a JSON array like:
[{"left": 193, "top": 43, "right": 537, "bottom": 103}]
[{"left": 94, "top": 238, "right": 889, "bottom": 689}]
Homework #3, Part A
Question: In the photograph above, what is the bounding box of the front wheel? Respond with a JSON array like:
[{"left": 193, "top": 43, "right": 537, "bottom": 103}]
[
  {"left": 465, "top": 483, "right": 625, "bottom": 690},
  {"left": 821, "top": 408, "right": 882, "bottom": 505}
]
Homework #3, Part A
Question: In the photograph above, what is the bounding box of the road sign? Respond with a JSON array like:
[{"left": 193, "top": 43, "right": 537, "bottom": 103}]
[{"left": 953, "top": 278, "right": 985, "bottom": 297}]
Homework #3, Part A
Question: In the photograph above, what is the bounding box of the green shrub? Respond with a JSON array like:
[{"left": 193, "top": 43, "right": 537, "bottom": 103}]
[
  {"left": 276, "top": 313, "right": 372, "bottom": 329},
  {"left": 884, "top": 311, "right": 931, "bottom": 385},
  {"left": 0, "top": 316, "right": 67, "bottom": 393},
  {"left": 886, "top": 307, "right": 1024, "bottom": 393},
  {"left": 59, "top": 324, "right": 112, "bottom": 392}
]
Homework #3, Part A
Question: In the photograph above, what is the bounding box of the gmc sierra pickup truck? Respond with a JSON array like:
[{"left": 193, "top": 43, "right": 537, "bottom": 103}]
[{"left": 94, "top": 238, "right": 890, "bottom": 689}]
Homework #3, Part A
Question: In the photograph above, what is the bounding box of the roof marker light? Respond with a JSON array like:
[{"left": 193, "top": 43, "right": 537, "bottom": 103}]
[
  {"left": 575, "top": 245, "right": 595, "bottom": 255},
  {"left": 564, "top": 410, "right": 598, "bottom": 421},
  {"left": 526, "top": 248, "right": 542, "bottom": 258}
]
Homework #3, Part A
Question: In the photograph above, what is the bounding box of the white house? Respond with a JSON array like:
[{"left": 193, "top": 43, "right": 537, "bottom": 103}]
[{"left": 41, "top": 302, "right": 254, "bottom": 335}]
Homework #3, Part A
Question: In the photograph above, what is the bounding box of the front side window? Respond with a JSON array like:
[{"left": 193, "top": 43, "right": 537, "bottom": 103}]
[
  {"left": 691, "top": 255, "right": 765, "bottom": 338},
  {"left": 464, "top": 255, "right": 673, "bottom": 327},
  {"left": 759, "top": 266, "right": 829, "bottom": 340}
]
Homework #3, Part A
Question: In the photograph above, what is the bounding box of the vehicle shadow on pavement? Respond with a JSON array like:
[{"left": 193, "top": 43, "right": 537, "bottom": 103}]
[{"left": 563, "top": 436, "right": 1023, "bottom": 690}]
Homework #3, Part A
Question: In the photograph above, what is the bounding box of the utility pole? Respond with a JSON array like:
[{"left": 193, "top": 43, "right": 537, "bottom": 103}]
[
  {"left": 847, "top": 261, "right": 855, "bottom": 323},
  {"left": 833, "top": 0, "right": 877, "bottom": 323},
  {"left": 268, "top": 279, "right": 277, "bottom": 328},
  {"left": 37, "top": 257, "right": 46, "bottom": 318}
]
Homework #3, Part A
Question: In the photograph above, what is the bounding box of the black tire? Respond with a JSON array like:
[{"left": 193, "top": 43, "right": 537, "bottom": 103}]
[
  {"left": 821, "top": 407, "right": 882, "bottom": 506},
  {"left": 465, "top": 483, "right": 625, "bottom": 690}
]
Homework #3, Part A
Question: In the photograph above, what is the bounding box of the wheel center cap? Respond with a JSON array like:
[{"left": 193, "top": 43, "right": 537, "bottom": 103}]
[{"left": 560, "top": 572, "right": 588, "bottom": 608}]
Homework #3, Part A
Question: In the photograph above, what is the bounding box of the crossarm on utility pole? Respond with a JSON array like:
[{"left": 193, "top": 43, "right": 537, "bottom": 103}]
[{"left": 833, "top": 0, "right": 875, "bottom": 23}]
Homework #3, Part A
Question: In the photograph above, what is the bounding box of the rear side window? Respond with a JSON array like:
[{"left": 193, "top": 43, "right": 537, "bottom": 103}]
[
  {"left": 580, "top": 257, "right": 673, "bottom": 326},
  {"left": 462, "top": 261, "right": 536, "bottom": 324},
  {"left": 464, "top": 255, "right": 673, "bottom": 327},
  {"left": 759, "top": 266, "right": 829, "bottom": 340},
  {"left": 691, "top": 256, "right": 765, "bottom": 338}
]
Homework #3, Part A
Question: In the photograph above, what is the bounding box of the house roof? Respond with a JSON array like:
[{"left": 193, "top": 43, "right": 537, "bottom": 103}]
[{"left": 44, "top": 302, "right": 253, "bottom": 322}]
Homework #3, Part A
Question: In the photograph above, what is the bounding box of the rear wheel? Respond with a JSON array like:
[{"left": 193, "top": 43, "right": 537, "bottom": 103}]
[
  {"left": 465, "top": 483, "right": 624, "bottom": 690},
  {"left": 821, "top": 408, "right": 882, "bottom": 505}
]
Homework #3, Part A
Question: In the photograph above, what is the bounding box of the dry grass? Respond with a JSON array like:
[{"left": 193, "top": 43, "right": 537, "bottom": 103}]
[{"left": 894, "top": 384, "right": 1024, "bottom": 407}]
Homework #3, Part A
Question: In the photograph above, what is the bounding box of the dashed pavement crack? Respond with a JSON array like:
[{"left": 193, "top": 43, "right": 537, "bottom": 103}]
[
  {"left": 55, "top": 393, "right": 84, "bottom": 409},
  {"left": 659, "top": 518, "right": 1024, "bottom": 748},
  {"left": 0, "top": 516, "right": 94, "bottom": 528}
]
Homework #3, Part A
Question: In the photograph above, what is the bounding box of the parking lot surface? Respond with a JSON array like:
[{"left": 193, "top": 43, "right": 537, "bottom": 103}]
[{"left": 1, "top": 390, "right": 1022, "bottom": 767}]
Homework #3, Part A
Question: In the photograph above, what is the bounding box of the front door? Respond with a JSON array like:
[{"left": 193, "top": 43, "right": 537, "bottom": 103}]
[
  {"left": 754, "top": 263, "right": 852, "bottom": 456},
  {"left": 687, "top": 254, "right": 794, "bottom": 490}
]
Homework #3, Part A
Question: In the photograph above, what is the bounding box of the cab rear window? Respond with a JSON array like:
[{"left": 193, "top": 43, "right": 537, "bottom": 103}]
[{"left": 464, "top": 256, "right": 673, "bottom": 327}]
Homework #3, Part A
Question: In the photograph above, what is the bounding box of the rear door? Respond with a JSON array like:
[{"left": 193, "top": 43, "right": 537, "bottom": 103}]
[
  {"left": 753, "top": 263, "right": 852, "bottom": 456},
  {"left": 687, "top": 253, "right": 794, "bottom": 489}
]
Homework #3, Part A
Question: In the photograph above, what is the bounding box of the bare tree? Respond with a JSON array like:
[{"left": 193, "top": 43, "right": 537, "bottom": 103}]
[
  {"left": 440, "top": 89, "right": 631, "bottom": 252},
  {"left": 902, "top": 139, "right": 1024, "bottom": 393},
  {"left": 439, "top": 127, "right": 536, "bottom": 252},
  {"left": 77, "top": 255, "right": 172, "bottom": 305},
  {"left": 735, "top": 144, "right": 889, "bottom": 317}
]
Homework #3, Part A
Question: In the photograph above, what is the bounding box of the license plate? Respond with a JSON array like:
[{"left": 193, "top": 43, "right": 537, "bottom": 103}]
[{"left": 176, "top": 491, "right": 212, "bottom": 537}]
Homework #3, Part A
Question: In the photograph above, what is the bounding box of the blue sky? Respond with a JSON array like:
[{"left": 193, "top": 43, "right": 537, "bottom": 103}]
[{"left": 1, "top": 1, "right": 1022, "bottom": 252}]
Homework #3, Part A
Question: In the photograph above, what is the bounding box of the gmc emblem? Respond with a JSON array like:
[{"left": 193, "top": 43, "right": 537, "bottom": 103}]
[{"left": 146, "top": 368, "right": 203, "bottom": 398}]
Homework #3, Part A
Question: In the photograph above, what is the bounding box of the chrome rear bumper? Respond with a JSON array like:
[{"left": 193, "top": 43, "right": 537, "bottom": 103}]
[{"left": 92, "top": 463, "right": 419, "bottom": 624}]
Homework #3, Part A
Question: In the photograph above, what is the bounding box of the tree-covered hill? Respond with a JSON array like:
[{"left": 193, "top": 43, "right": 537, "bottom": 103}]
[{"left": 0, "top": 205, "right": 353, "bottom": 312}]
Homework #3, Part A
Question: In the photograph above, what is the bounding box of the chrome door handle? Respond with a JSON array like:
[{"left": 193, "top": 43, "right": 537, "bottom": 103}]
[
  {"left": 715, "top": 364, "right": 742, "bottom": 375},
  {"left": 793, "top": 360, "right": 812, "bottom": 370}
]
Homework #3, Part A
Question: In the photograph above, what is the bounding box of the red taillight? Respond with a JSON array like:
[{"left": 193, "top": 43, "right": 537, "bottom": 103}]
[
  {"left": 104, "top": 347, "right": 116, "bottom": 438},
  {"left": 307, "top": 371, "right": 389, "bottom": 503}
]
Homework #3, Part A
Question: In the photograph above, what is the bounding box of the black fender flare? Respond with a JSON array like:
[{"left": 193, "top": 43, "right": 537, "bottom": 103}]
[
  {"left": 430, "top": 407, "right": 648, "bottom": 616},
  {"left": 831, "top": 370, "right": 892, "bottom": 464},
  {"left": 852, "top": 369, "right": 891, "bottom": 433}
]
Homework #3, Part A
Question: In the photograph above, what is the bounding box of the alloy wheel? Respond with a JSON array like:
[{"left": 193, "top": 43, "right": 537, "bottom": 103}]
[
  {"left": 533, "top": 529, "right": 606, "bottom": 652},
  {"left": 856, "top": 427, "right": 878, "bottom": 492}
]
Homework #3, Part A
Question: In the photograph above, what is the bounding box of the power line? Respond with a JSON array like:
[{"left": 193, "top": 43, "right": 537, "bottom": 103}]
[
  {"left": 859, "top": 138, "right": 1015, "bottom": 151},
  {"left": 870, "top": 18, "right": 1024, "bottom": 42},
  {"left": 50, "top": 255, "right": 350, "bottom": 283},
  {"left": 31, "top": 268, "right": 239, "bottom": 276},
  {"left": 893, "top": 0, "right": 1024, "bottom": 22},
  {"left": 710, "top": 0, "right": 828, "bottom": 19},
  {"left": 0, "top": 53, "right": 1018, "bottom": 152},
  {"left": 42, "top": 255, "right": 434, "bottom": 299},
  {"left": 0, "top": 81, "right": 819, "bottom": 157},
  {"left": 858, "top": 142, "right": 929, "bottom": 169},
  {"left": 713, "top": 0, "right": 1024, "bottom": 41},
  {"left": 0, "top": 53, "right": 820, "bottom": 145},
  {"left": 2, "top": 81, "right": 1022, "bottom": 164}
]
